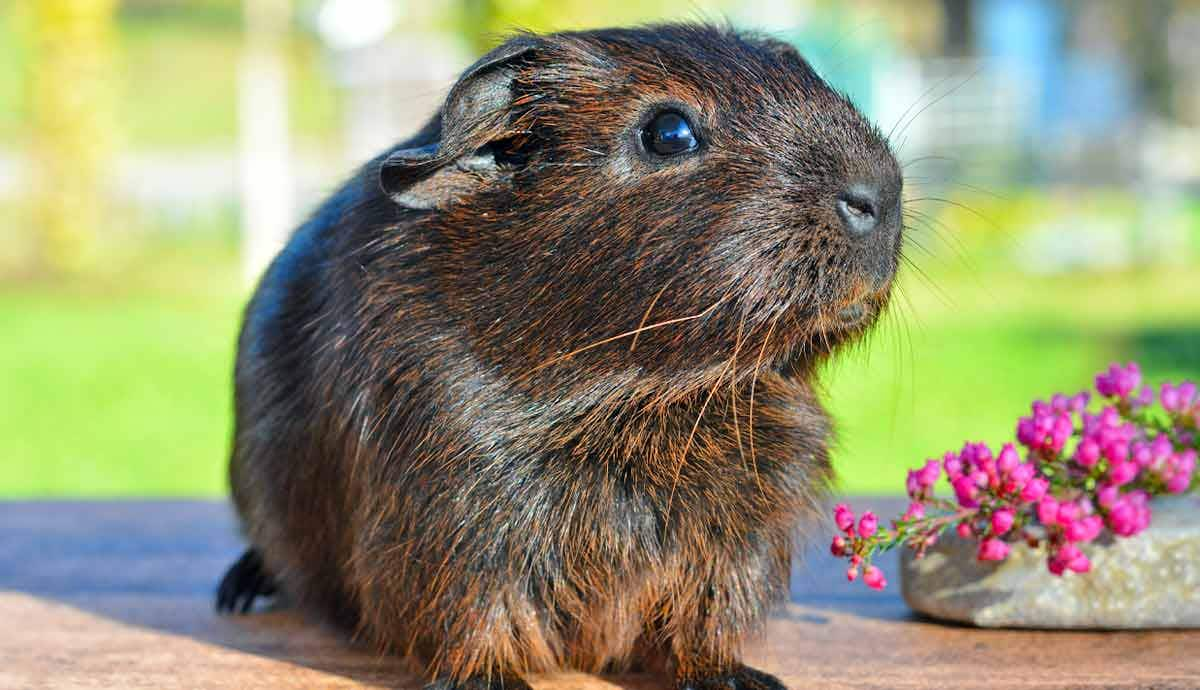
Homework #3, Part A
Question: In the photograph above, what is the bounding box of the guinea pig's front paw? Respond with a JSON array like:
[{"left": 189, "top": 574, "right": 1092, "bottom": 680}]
[
  {"left": 423, "top": 675, "right": 533, "bottom": 690},
  {"left": 215, "top": 548, "right": 278, "bottom": 614},
  {"left": 676, "top": 664, "right": 787, "bottom": 690}
]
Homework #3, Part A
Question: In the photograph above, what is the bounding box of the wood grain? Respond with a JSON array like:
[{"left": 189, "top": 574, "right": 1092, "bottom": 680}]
[{"left": 2, "top": 500, "right": 1197, "bottom": 689}]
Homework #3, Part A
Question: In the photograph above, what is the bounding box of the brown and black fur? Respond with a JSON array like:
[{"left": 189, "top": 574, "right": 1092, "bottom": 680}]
[{"left": 218, "top": 24, "right": 903, "bottom": 690}]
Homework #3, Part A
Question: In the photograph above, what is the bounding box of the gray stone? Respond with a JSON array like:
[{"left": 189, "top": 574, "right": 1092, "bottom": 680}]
[{"left": 900, "top": 497, "right": 1200, "bottom": 629}]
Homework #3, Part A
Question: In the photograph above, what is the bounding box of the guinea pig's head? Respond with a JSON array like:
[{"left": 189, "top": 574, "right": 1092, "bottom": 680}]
[{"left": 380, "top": 25, "right": 903, "bottom": 399}]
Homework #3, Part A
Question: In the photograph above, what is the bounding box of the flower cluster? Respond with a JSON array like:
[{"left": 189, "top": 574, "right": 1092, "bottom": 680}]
[{"left": 830, "top": 362, "right": 1198, "bottom": 590}]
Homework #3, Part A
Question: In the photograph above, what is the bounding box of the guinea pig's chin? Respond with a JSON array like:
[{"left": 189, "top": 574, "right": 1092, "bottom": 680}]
[
  {"left": 815, "top": 291, "right": 888, "bottom": 339},
  {"left": 835, "top": 302, "right": 871, "bottom": 327}
]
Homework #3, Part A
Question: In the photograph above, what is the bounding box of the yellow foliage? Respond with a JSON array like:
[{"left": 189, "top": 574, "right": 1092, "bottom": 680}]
[
  {"left": 25, "top": 0, "right": 119, "bottom": 273},
  {"left": 449, "top": 0, "right": 732, "bottom": 53}
]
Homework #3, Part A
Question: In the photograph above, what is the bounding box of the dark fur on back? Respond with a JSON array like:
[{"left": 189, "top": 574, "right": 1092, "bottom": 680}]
[{"left": 226, "top": 24, "right": 902, "bottom": 689}]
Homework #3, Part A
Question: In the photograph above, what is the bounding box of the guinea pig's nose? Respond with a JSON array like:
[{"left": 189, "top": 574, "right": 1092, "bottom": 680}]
[{"left": 836, "top": 184, "right": 883, "bottom": 238}]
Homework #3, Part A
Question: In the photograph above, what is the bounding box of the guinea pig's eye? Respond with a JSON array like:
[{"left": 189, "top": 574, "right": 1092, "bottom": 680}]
[{"left": 641, "top": 111, "right": 698, "bottom": 157}]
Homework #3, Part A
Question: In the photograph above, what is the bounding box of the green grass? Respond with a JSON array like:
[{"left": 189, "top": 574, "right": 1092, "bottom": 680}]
[
  {"left": 1, "top": 233, "right": 244, "bottom": 497},
  {"left": 2, "top": 225, "right": 1199, "bottom": 497}
]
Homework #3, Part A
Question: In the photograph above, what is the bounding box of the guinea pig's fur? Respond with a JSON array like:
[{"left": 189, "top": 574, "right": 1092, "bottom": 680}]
[{"left": 218, "top": 24, "right": 902, "bottom": 690}]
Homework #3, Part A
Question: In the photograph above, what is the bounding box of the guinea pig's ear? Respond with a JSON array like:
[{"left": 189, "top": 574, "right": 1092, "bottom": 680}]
[{"left": 379, "top": 37, "right": 539, "bottom": 210}]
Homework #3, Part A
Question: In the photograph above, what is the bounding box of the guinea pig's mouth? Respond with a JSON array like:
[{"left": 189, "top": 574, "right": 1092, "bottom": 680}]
[
  {"left": 813, "top": 292, "right": 886, "bottom": 338},
  {"left": 826, "top": 277, "right": 892, "bottom": 331}
]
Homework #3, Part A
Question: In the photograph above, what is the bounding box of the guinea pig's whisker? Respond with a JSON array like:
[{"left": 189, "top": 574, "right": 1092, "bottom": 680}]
[
  {"left": 535, "top": 162, "right": 604, "bottom": 168},
  {"left": 886, "top": 73, "right": 956, "bottom": 143},
  {"left": 905, "top": 207, "right": 980, "bottom": 277},
  {"left": 889, "top": 68, "right": 981, "bottom": 151},
  {"left": 729, "top": 311, "right": 767, "bottom": 500},
  {"left": 899, "top": 252, "right": 954, "bottom": 309},
  {"left": 904, "top": 196, "right": 997, "bottom": 231},
  {"left": 901, "top": 154, "right": 955, "bottom": 169},
  {"left": 947, "top": 179, "right": 1008, "bottom": 201},
  {"left": 747, "top": 311, "right": 784, "bottom": 484},
  {"left": 629, "top": 277, "right": 676, "bottom": 353},
  {"left": 517, "top": 294, "right": 731, "bottom": 381},
  {"left": 728, "top": 312, "right": 748, "bottom": 470},
  {"left": 904, "top": 207, "right": 967, "bottom": 260},
  {"left": 665, "top": 351, "right": 737, "bottom": 532},
  {"left": 900, "top": 228, "right": 936, "bottom": 258}
]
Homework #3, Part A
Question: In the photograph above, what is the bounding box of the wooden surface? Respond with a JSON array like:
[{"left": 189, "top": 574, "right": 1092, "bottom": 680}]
[{"left": 3, "top": 499, "right": 1198, "bottom": 690}]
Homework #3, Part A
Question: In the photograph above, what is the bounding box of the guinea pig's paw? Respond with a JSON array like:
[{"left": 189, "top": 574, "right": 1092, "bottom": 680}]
[
  {"left": 677, "top": 664, "right": 787, "bottom": 690},
  {"left": 422, "top": 675, "right": 533, "bottom": 690},
  {"left": 215, "top": 548, "right": 278, "bottom": 615}
]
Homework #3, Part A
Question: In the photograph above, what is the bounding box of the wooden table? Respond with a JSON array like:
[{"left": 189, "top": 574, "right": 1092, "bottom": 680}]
[{"left": 3, "top": 499, "right": 1197, "bottom": 689}]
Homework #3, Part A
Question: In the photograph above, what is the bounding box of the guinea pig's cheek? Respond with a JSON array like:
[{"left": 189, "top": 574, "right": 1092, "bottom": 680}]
[
  {"left": 605, "top": 155, "right": 637, "bottom": 181},
  {"left": 859, "top": 245, "right": 898, "bottom": 293},
  {"left": 708, "top": 233, "right": 777, "bottom": 288}
]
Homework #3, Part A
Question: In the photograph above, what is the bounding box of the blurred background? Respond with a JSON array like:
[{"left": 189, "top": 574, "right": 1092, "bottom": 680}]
[{"left": 1, "top": 0, "right": 1197, "bottom": 497}]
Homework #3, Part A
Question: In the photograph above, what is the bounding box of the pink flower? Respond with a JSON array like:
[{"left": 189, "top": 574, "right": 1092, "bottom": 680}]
[
  {"left": 1020, "top": 476, "right": 1049, "bottom": 503},
  {"left": 977, "top": 538, "right": 1010, "bottom": 562},
  {"left": 1179, "top": 449, "right": 1198, "bottom": 472},
  {"left": 952, "top": 475, "right": 980, "bottom": 508},
  {"left": 834, "top": 503, "right": 855, "bottom": 533},
  {"left": 1016, "top": 417, "right": 1038, "bottom": 446},
  {"left": 857, "top": 512, "right": 878, "bottom": 539},
  {"left": 1096, "top": 483, "right": 1119, "bottom": 508},
  {"left": 1108, "top": 460, "right": 1139, "bottom": 486},
  {"left": 1049, "top": 544, "right": 1092, "bottom": 574},
  {"left": 905, "top": 471, "right": 920, "bottom": 497},
  {"left": 1166, "top": 472, "right": 1192, "bottom": 494},
  {"left": 1103, "top": 439, "right": 1130, "bottom": 465},
  {"left": 1009, "top": 462, "right": 1036, "bottom": 486},
  {"left": 1051, "top": 393, "right": 1069, "bottom": 412},
  {"left": 1065, "top": 515, "right": 1103, "bottom": 543},
  {"left": 1069, "top": 391, "right": 1091, "bottom": 412},
  {"left": 1098, "top": 407, "right": 1121, "bottom": 428},
  {"left": 829, "top": 363, "right": 1198, "bottom": 590},
  {"left": 1037, "top": 496, "right": 1060, "bottom": 526},
  {"left": 902, "top": 501, "right": 925, "bottom": 522},
  {"left": 1047, "top": 555, "right": 1067, "bottom": 575},
  {"left": 1075, "top": 438, "right": 1101, "bottom": 468},
  {"left": 1161, "top": 383, "right": 1182, "bottom": 412},
  {"left": 830, "top": 536, "right": 847, "bottom": 557},
  {"left": 1056, "top": 501, "right": 1080, "bottom": 526},
  {"left": 1096, "top": 362, "right": 1141, "bottom": 399},
  {"left": 991, "top": 508, "right": 1015, "bottom": 536},
  {"left": 916, "top": 459, "right": 941, "bottom": 488},
  {"left": 1134, "top": 386, "right": 1155, "bottom": 409},
  {"left": 1178, "top": 381, "right": 1198, "bottom": 411},
  {"left": 1151, "top": 435, "right": 1174, "bottom": 464},
  {"left": 943, "top": 452, "right": 963, "bottom": 480},
  {"left": 1107, "top": 492, "right": 1152, "bottom": 537},
  {"left": 1158, "top": 380, "right": 1193, "bottom": 414},
  {"left": 997, "top": 443, "right": 1020, "bottom": 476},
  {"left": 1050, "top": 414, "right": 1073, "bottom": 452},
  {"left": 1068, "top": 553, "right": 1092, "bottom": 573},
  {"left": 863, "top": 565, "right": 887, "bottom": 590},
  {"left": 1132, "top": 442, "right": 1153, "bottom": 468}
]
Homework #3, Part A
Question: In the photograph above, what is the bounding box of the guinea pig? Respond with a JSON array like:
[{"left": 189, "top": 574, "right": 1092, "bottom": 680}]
[{"left": 217, "top": 24, "right": 902, "bottom": 690}]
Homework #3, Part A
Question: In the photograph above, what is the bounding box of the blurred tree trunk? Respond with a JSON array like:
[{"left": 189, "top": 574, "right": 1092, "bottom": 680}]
[
  {"left": 941, "top": 0, "right": 973, "bottom": 56},
  {"left": 27, "top": 0, "right": 119, "bottom": 273}
]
